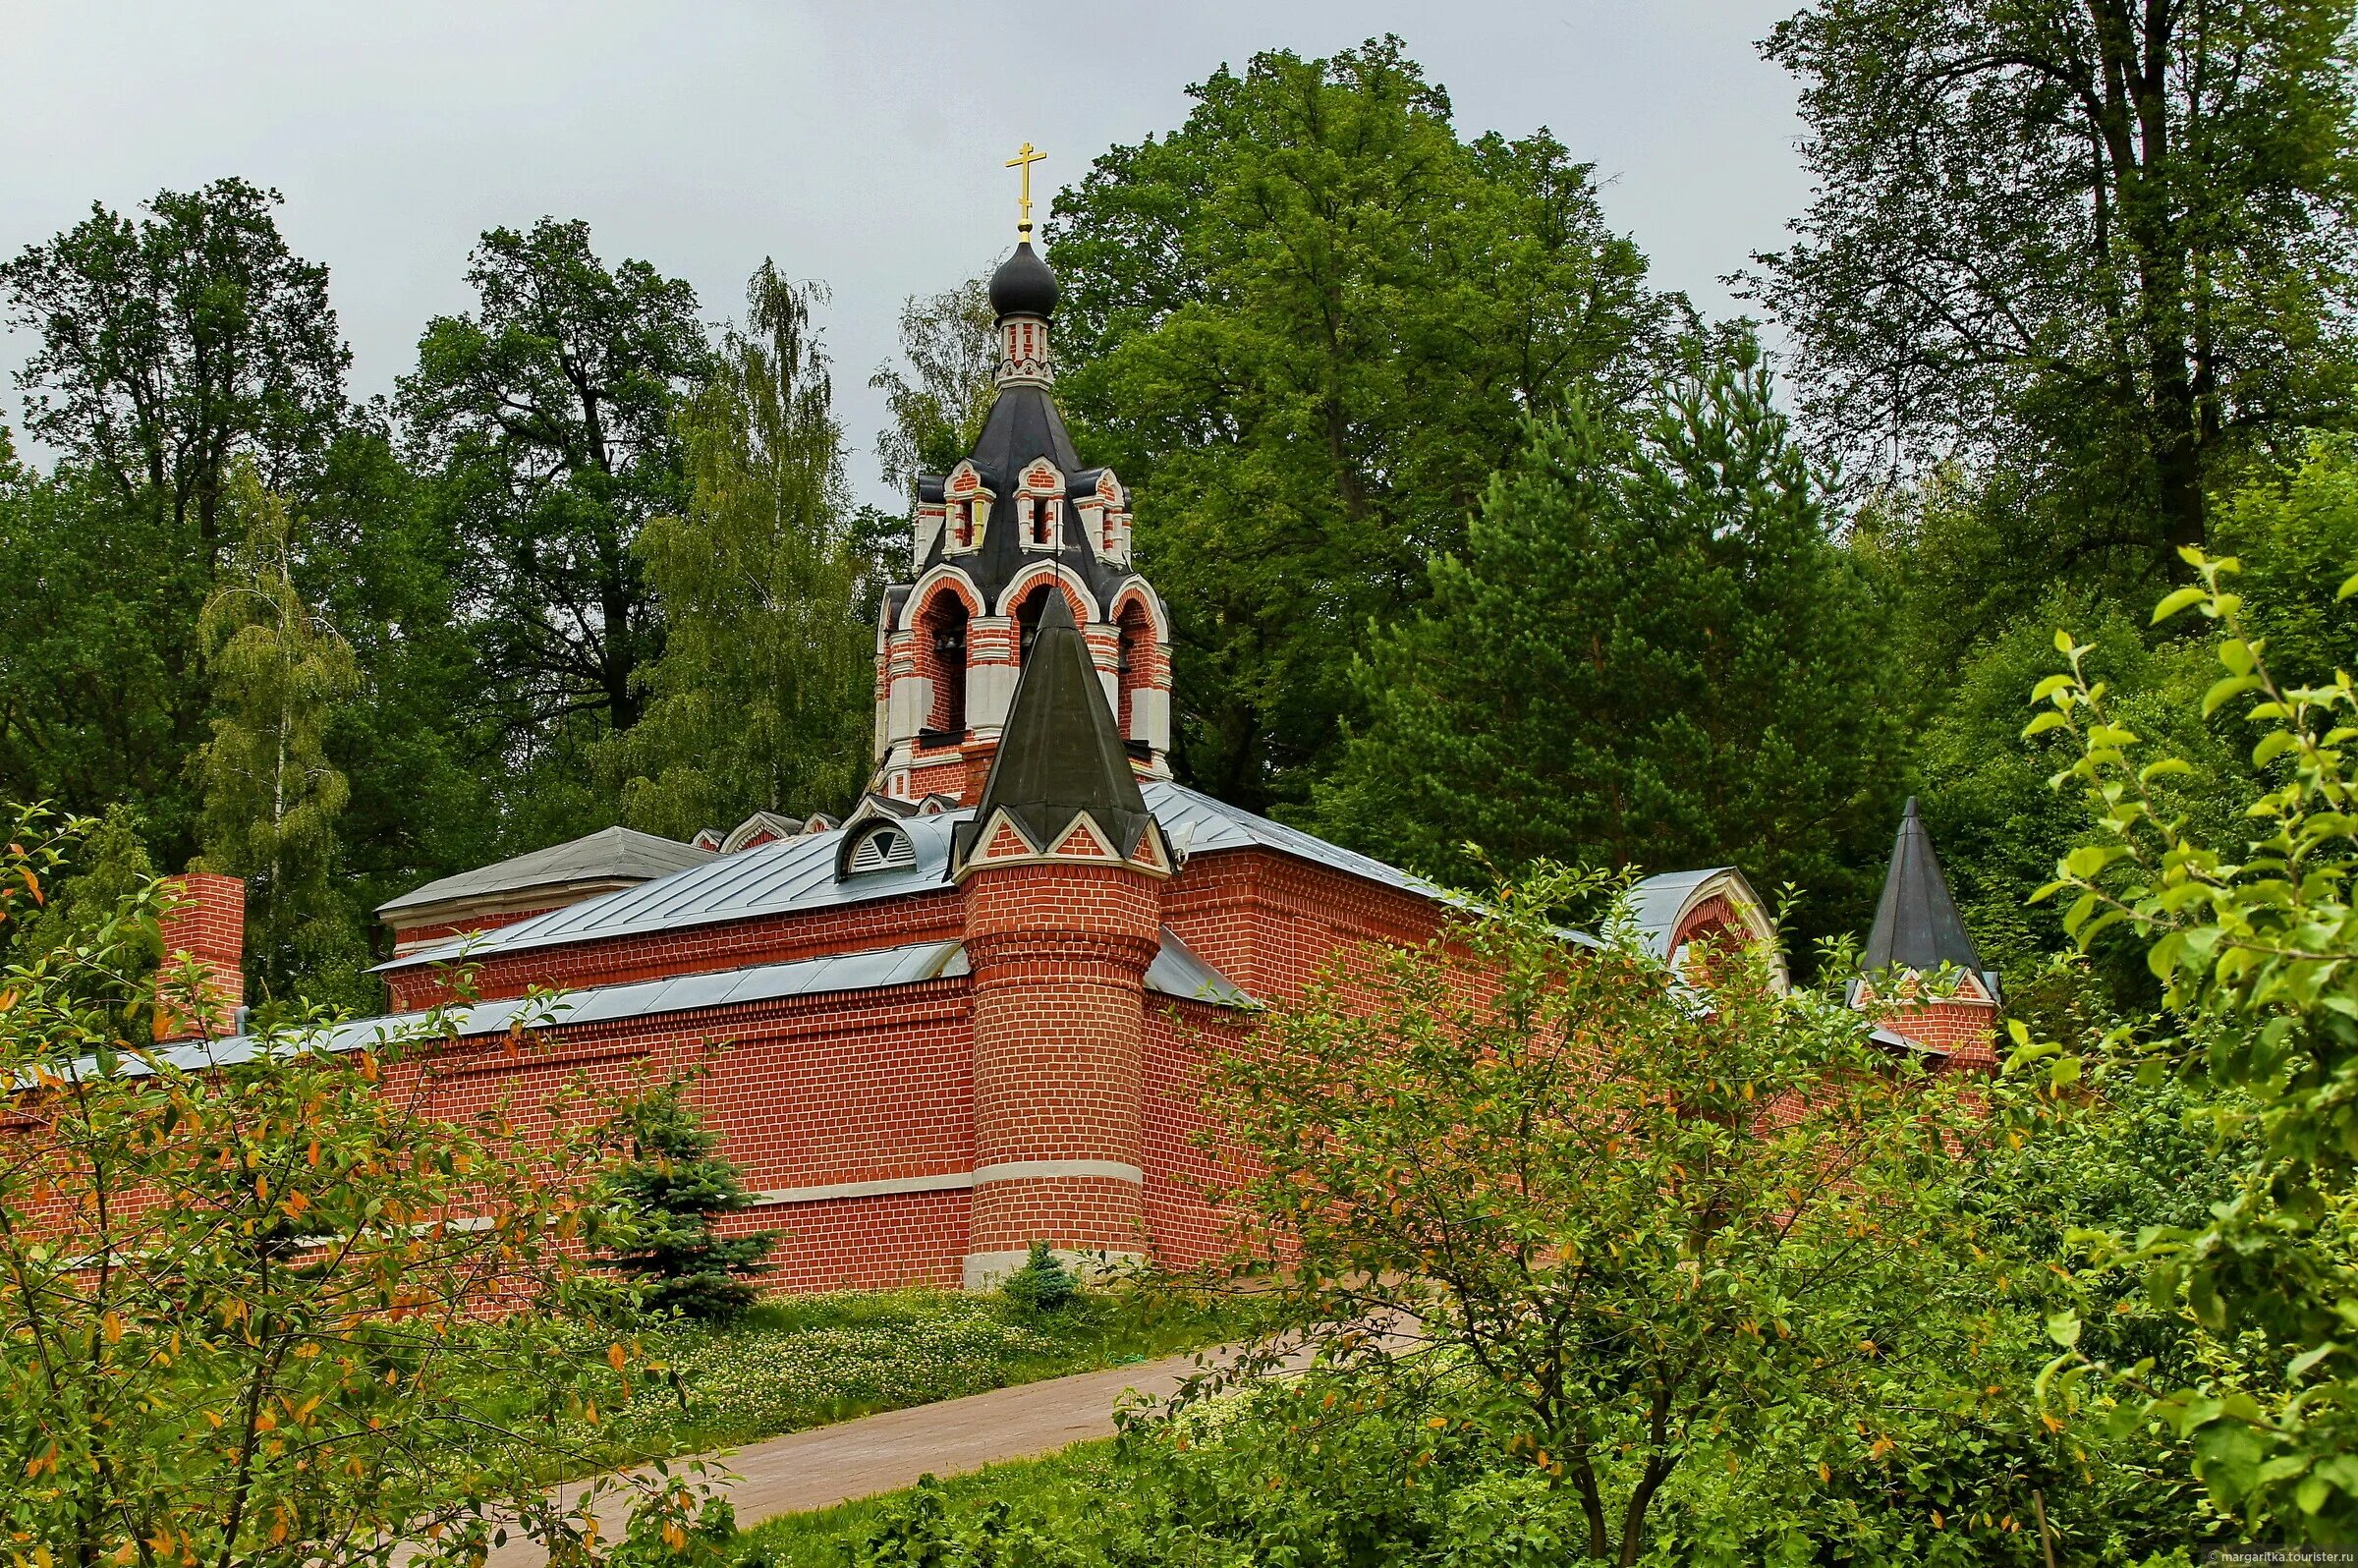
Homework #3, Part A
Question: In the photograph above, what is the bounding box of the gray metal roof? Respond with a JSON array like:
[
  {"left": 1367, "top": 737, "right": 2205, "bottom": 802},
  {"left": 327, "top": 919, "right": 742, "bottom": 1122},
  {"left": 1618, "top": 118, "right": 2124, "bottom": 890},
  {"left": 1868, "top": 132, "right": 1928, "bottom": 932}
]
[
  {"left": 1147, "top": 926, "right": 1258, "bottom": 1010},
  {"left": 376, "top": 783, "right": 1446, "bottom": 974},
  {"left": 1622, "top": 868, "right": 1729, "bottom": 960},
  {"left": 129, "top": 930, "right": 1251, "bottom": 1081},
  {"left": 377, "top": 826, "right": 711, "bottom": 918}
]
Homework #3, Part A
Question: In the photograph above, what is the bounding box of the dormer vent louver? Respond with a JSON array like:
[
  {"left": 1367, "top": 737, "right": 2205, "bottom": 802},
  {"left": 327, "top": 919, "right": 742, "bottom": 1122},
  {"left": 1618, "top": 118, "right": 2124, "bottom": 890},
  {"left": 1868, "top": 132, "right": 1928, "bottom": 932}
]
[{"left": 845, "top": 827, "right": 918, "bottom": 875}]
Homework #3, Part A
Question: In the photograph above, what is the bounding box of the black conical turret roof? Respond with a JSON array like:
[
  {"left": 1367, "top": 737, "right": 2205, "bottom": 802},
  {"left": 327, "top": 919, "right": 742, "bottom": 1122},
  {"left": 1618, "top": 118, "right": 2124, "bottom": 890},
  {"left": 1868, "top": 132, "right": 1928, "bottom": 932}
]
[
  {"left": 1863, "top": 798, "right": 1985, "bottom": 978},
  {"left": 953, "top": 588, "right": 1158, "bottom": 870}
]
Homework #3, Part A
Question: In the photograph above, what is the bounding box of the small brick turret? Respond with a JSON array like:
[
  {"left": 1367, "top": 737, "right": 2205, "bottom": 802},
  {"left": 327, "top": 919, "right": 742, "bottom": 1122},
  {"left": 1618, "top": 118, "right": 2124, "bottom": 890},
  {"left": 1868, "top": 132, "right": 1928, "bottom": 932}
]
[
  {"left": 155, "top": 872, "right": 246, "bottom": 1043},
  {"left": 953, "top": 588, "right": 1175, "bottom": 1288},
  {"left": 1854, "top": 799, "right": 1998, "bottom": 1072}
]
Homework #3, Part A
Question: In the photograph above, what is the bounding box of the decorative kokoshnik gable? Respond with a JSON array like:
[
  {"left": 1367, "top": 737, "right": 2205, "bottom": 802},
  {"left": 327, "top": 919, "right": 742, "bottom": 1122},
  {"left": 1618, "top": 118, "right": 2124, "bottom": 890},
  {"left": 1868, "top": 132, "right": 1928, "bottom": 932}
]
[{"left": 128, "top": 157, "right": 1992, "bottom": 1294}]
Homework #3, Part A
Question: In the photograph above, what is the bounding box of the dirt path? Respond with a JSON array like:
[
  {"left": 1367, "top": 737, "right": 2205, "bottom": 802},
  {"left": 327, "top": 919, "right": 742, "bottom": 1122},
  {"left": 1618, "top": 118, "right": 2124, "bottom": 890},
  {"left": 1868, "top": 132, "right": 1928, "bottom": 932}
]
[{"left": 482, "top": 1350, "right": 1219, "bottom": 1565}]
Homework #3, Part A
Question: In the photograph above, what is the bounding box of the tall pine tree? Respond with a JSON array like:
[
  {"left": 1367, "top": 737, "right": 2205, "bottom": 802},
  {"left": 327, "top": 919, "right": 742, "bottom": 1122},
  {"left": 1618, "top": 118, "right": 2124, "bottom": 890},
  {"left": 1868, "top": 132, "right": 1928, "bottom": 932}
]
[{"left": 1314, "top": 340, "right": 1905, "bottom": 941}]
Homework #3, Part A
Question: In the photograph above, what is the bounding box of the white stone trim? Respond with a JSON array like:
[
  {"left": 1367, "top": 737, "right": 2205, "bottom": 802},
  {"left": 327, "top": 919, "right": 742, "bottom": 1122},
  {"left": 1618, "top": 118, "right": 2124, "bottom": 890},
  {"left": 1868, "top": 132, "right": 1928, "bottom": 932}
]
[
  {"left": 993, "top": 562, "right": 1102, "bottom": 623},
  {"left": 898, "top": 564, "right": 985, "bottom": 633},
  {"left": 972, "top": 1159, "right": 1145, "bottom": 1186},
  {"left": 1106, "top": 579, "right": 1169, "bottom": 641},
  {"left": 963, "top": 1247, "right": 1148, "bottom": 1292},
  {"left": 749, "top": 1170, "right": 977, "bottom": 1207}
]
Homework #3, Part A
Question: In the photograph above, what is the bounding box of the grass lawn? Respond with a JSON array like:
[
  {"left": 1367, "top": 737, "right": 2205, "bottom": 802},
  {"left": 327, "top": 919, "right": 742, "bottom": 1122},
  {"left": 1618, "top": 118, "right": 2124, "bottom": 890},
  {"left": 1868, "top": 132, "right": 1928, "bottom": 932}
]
[
  {"left": 729, "top": 1442, "right": 1113, "bottom": 1568},
  {"left": 545, "top": 1284, "right": 1244, "bottom": 1470}
]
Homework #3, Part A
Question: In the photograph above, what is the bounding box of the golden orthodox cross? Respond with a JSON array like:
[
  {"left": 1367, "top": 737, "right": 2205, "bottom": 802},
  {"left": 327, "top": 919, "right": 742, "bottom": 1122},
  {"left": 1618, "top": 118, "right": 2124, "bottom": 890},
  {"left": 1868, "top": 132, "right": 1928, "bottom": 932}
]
[{"left": 1005, "top": 141, "right": 1045, "bottom": 240}]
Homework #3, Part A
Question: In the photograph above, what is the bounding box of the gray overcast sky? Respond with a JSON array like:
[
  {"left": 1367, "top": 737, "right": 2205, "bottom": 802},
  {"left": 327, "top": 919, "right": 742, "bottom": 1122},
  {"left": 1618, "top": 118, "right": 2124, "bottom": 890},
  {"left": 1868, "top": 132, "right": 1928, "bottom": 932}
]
[{"left": 1, "top": 1, "right": 1808, "bottom": 509}]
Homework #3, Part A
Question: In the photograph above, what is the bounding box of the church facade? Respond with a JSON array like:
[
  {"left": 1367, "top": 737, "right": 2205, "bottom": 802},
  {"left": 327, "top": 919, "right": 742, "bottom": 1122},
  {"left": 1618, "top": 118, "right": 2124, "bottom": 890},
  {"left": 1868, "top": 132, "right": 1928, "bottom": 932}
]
[{"left": 148, "top": 241, "right": 1995, "bottom": 1294}]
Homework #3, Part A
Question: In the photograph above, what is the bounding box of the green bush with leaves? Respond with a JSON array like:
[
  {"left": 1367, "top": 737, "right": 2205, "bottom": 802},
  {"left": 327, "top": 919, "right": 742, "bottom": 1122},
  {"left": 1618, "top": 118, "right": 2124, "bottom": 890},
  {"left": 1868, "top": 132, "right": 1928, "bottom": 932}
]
[
  {"left": 0, "top": 807, "right": 721, "bottom": 1565},
  {"left": 1188, "top": 867, "right": 2019, "bottom": 1561},
  {"left": 2027, "top": 541, "right": 2358, "bottom": 1542}
]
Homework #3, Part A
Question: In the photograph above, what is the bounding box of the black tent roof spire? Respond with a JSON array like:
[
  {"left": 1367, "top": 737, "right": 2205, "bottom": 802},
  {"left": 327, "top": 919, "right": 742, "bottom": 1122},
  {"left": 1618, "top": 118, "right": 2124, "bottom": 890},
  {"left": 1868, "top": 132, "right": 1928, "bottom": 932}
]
[
  {"left": 1863, "top": 798, "right": 1988, "bottom": 982},
  {"left": 952, "top": 588, "right": 1164, "bottom": 876}
]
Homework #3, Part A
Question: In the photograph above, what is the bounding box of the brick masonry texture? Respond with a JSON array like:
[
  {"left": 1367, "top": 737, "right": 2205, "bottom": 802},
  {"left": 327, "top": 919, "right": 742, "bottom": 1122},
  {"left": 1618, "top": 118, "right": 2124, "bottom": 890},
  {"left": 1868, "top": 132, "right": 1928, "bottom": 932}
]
[
  {"left": 61, "top": 810, "right": 1990, "bottom": 1294},
  {"left": 155, "top": 873, "right": 245, "bottom": 1041},
  {"left": 365, "top": 839, "right": 1495, "bottom": 1292}
]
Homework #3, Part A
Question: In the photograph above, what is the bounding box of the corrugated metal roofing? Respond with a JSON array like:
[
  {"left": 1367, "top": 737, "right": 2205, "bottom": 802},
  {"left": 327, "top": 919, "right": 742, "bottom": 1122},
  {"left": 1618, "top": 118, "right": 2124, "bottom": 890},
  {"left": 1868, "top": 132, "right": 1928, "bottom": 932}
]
[
  {"left": 138, "top": 940, "right": 971, "bottom": 1078},
  {"left": 376, "top": 783, "right": 1445, "bottom": 973},
  {"left": 126, "top": 931, "right": 1250, "bottom": 1081}
]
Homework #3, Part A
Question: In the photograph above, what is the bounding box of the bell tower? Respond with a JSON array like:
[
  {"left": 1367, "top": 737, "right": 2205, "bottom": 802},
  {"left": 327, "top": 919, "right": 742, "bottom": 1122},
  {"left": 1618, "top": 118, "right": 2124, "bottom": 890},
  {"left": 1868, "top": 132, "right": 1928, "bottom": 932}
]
[{"left": 870, "top": 155, "right": 1172, "bottom": 807}]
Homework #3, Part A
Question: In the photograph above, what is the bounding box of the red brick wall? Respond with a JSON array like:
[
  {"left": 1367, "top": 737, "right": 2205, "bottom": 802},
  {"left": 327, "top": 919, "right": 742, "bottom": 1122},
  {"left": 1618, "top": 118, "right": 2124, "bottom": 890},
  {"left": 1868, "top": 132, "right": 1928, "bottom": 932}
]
[
  {"left": 727, "top": 1188, "right": 969, "bottom": 1292},
  {"left": 24, "top": 838, "right": 2007, "bottom": 1295},
  {"left": 1160, "top": 851, "right": 1444, "bottom": 1009},
  {"left": 1142, "top": 999, "right": 1253, "bottom": 1270},
  {"left": 398, "top": 976, "right": 981, "bottom": 1291},
  {"left": 388, "top": 890, "right": 964, "bottom": 1011},
  {"left": 156, "top": 873, "right": 245, "bottom": 1041},
  {"left": 1870, "top": 996, "right": 2000, "bottom": 1072}
]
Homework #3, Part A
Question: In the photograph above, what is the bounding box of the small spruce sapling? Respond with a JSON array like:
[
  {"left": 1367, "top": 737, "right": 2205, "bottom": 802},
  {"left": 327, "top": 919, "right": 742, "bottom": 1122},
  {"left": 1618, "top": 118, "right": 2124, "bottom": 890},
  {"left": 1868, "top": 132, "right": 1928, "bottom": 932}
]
[
  {"left": 1000, "top": 1241, "right": 1079, "bottom": 1314},
  {"left": 605, "top": 1080, "right": 776, "bottom": 1319}
]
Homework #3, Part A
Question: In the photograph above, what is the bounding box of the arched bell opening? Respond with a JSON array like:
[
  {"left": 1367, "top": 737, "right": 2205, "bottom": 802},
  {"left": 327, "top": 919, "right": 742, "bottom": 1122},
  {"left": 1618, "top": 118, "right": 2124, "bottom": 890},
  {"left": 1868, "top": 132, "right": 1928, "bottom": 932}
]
[{"left": 916, "top": 591, "right": 971, "bottom": 737}]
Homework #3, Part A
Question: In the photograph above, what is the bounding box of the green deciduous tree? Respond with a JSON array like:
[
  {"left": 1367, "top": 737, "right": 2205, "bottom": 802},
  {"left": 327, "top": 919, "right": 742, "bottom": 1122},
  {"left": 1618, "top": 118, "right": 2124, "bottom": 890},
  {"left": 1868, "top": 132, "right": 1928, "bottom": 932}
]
[
  {"left": 1758, "top": 0, "right": 2358, "bottom": 572},
  {"left": 1315, "top": 341, "right": 1903, "bottom": 939},
  {"left": 2032, "top": 544, "right": 2358, "bottom": 1540},
  {"left": 1, "top": 177, "right": 349, "bottom": 550},
  {"left": 297, "top": 420, "right": 509, "bottom": 924},
  {"left": 1046, "top": 36, "right": 1675, "bottom": 808},
  {"left": 0, "top": 808, "right": 721, "bottom": 1563},
  {"left": 1202, "top": 866, "right": 1992, "bottom": 1564},
  {"left": 871, "top": 268, "right": 997, "bottom": 499},
  {"left": 400, "top": 218, "right": 708, "bottom": 756},
  {"left": 1908, "top": 440, "right": 2358, "bottom": 1005},
  {"left": 0, "top": 180, "right": 351, "bottom": 866},
  {"left": 607, "top": 264, "right": 871, "bottom": 839},
  {"left": 190, "top": 463, "right": 364, "bottom": 1006},
  {"left": 603, "top": 1080, "right": 775, "bottom": 1321}
]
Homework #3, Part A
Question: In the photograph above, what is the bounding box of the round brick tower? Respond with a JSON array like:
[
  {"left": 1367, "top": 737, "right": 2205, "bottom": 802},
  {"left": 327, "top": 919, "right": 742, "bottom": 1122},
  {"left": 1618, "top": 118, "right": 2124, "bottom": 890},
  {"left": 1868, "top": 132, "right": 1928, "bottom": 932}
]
[{"left": 952, "top": 588, "right": 1174, "bottom": 1288}]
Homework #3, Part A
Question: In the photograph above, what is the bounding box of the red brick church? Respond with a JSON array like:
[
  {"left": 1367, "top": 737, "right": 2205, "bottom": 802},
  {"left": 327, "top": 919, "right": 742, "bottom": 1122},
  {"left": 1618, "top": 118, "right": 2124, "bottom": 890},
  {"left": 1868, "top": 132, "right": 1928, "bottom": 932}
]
[{"left": 152, "top": 239, "right": 1998, "bottom": 1293}]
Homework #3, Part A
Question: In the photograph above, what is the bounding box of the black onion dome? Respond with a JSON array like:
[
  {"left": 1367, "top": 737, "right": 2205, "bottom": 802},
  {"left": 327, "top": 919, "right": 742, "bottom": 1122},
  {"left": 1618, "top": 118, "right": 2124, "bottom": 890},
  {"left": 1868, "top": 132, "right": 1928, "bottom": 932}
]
[{"left": 988, "top": 242, "right": 1058, "bottom": 319}]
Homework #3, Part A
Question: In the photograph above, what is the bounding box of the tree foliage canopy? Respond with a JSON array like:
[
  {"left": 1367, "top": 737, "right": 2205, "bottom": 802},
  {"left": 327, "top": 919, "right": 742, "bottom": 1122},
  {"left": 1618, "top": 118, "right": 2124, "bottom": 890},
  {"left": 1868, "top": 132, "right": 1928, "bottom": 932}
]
[
  {"left": 1316, "top": 341, "right": 1904, "bottom": 936},
  {"left": 192, "top": 464, "right": 363, "bottom": 1007},
  {"left": 1760, "top": 0, "right": 2358, "bottom": 566},
  {"left": 0, "top": 810, "right": 721, "bottom": 1563},
  {"left": 0, "top": 176, "right": 349, "bottom": 550},
  {"left": 1046, "top": 36, "right": 1674, "bottom": 808},
  {"left": 2033, "top": 545, "right": 2358, "bottom": 1540},
  {"left": 1204, "top": 866, "right": 1994, "bottom": 1563},
  {"left": 400, "top": 218, "right": 709, "bottom": 744},
  {"left": 607, "top": 263, "right": 872, "bottom": 838},
  {"left": 0, "top": 180, "right": 352, "bottom": 869}
]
